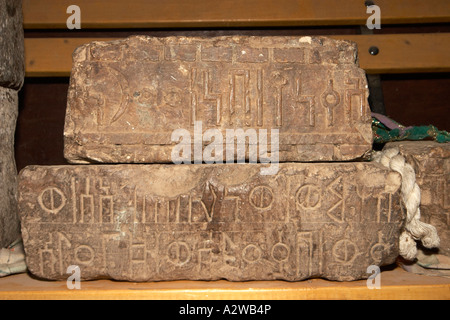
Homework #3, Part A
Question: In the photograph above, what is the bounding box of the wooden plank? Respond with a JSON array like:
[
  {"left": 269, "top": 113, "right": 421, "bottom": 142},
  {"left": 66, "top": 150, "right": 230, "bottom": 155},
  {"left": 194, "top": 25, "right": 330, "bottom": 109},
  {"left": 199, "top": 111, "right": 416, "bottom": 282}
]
[
  {"left": 329, "top": 33, "right": 450, "bottom": 74},
  {"left": 0, "top": 267, "right": 449, "bottom": 300},
  {"left": 24, "top": 33, "right": 450, "bottom": 77},
  {"left": 24, "top": 38, "right": 115, "bottom": 77},
  {"left": 22, "top": 0, "right": 450, "bottom": 29}
]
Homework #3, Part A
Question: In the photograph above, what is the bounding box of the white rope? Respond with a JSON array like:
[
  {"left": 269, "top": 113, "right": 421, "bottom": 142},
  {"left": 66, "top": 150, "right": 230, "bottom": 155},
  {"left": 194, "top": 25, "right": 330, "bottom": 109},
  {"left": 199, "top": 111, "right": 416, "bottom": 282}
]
[{"left": 372, "top": 147, "right": 440, "bottom": 260}]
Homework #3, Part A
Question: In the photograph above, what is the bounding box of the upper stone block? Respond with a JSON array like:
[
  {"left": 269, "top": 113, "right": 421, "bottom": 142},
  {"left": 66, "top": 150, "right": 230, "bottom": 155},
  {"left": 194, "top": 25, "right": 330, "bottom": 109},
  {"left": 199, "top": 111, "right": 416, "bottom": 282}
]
[{"left": 64, "top": 36, "right": 372, "bottom": 164}]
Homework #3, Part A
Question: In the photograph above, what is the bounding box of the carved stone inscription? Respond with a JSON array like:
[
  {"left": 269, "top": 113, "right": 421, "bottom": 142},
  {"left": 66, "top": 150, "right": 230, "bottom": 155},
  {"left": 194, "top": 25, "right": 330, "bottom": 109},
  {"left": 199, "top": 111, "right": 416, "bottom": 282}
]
[
  {"left": 19, "top": 163, "right": 403, "bottom": 281},
  {"left": 64, "top": 36, "right": 372, "bottom": 164},
  {"left": 386, "top": 141, "right": 450, "bottom": 256}
]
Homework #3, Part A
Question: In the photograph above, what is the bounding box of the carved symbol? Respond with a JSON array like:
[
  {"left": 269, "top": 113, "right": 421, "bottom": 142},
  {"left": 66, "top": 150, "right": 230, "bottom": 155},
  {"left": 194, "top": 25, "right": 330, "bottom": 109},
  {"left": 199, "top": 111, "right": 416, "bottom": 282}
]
[
  {"left": 242, "top": 244, "right": 262, "bottom": 263},
  {"left": 296, "top": 184, "right": 321, "bottom": 209},
  {"left": 256, "top": 69, "right": 264, "bottom": 126},
  {"left": 203, "top": 70, "right": 222, "bottom": 125},
  {"left": 80, "top": 178, "right": 94, "bottom": 223},
  {"left": 221, "top": 232, "right": 239, "bottom": 265},
  {"left": 71, "top": 177, "right": 77, "bottom": 223},
  {"left": 370, "top": 232, "right": 392, "bottom": 264},
  {"left": 345, "top": 73, "right": 366, "bottom": 125},
  {"left": 356, "top": 182, "right": 372, "bottom": 202},
  {"left": 108, "top": 67, "right": 131, "bottom": 124},
  {"left": 309, "top": 49, "right": 321, "bottom": 64},
  {"left": 57, "top": 232, "right": 71, "bottom": 275},
  {"left": 86, "top": 65, "right": 131, "bottom": 127},
  {"left": 229, "top": 69, "right": 251, "bottom": 126},
  {"left": 376, "top": 192, "right": 393, "bottom": 223},
  {"left": 200, "top": 182, "right": 217, "bottom": 222},
  {"left": 164, "top": 44, "right": 197, "bottom": 61},
  {"left": 164, "top": 88, "right": 182, "bottom": 108},
  {"left": 167, "top": 241, "right": 191, "bottom": 266},
  {"left": 271, "top": 243, "right": 290, "bottom": 263},
  {"left": 249, "top": 186, "right": 274, "bottom": 209},
  {"left": 271, "top": 71, "right": 288, "bottom": 127},
  {"left": 326, "top": 177, "right": 346, "bottom": 223},
  {"left": 332, "top": 239, "right": 359, "bottom": 264},
  {"left": 224, "top": 189, "right": 240, "bottom": 222},
  {"left": 38, "top": 187, "right": 66, "bottom": 214},
  {"left": 271, "top": 230, "right": 290, "bottom": 263},
  {"left": 131, "top": 243, "right": 146, "bottom": 262},
  {"left": 295, "top": 76, "right": 316, "bottom": 127},
  {"left": 86, "top": 92, "right": 105, "bottom": 126},
  {"left": 197, "top": 230, "right": 213, "bottom": 272},
  {"left": 190, "top": 68, "right": 198, "bottom": 126},
  {"left": 74, "top": 245, "right": 95, "bottom": 265},
  {"left": 190, "top": 68, "right": 222, "bottom": 126},
  {"left": 321, "top": 79, "right": 341, "bottom": 127},
  {"left": 297, "top": 232, "right": 313, "bottom": 277},
  {"left": 137, "top": 86, "right": 157, "bottom": 106},
  {"left": 100, "top": 197, "right": 114, "bottom": 223}
]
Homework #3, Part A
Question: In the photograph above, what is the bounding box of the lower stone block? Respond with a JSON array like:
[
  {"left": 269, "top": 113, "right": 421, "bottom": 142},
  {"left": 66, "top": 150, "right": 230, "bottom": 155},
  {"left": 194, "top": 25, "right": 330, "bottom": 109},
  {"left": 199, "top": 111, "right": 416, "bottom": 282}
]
[
  {"left": 19, "top": 162, "right": 403, "bottom": 281},
  {"left": 385, "top": 141, "right": 450, "bottom": 256}
]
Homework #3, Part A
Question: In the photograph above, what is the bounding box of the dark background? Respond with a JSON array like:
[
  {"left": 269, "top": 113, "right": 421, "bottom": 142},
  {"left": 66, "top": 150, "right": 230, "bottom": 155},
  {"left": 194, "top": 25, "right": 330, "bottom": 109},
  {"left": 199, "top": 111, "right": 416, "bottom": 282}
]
[{"left": 15, "top": 25, "right": 450, "bottom": 171}]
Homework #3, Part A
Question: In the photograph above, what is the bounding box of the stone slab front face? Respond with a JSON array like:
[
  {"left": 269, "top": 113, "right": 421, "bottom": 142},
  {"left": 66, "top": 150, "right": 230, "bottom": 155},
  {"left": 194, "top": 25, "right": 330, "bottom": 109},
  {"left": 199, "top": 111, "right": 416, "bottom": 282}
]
[
  {"left": 19, "top": 163, "right": 402, "bottom": 281},
  {"left": 64, "top": 36, "right": 372, "bottom": 164},
  {"left": 0, "top": 0, "right": 25, "bottom": 90},
  {"left": 0, "top": 87, "right": 20, "bottom": 248},
  {"left": 386, "top": 141, "right": 450, "bottom": 256}
]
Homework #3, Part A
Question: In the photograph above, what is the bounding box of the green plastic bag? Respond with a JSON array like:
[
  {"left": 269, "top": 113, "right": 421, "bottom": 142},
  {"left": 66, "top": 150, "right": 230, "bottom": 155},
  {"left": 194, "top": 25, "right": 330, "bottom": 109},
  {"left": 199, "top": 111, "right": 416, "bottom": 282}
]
[{"left": 372, "top": 112, "right": 450, "bottom": 144}]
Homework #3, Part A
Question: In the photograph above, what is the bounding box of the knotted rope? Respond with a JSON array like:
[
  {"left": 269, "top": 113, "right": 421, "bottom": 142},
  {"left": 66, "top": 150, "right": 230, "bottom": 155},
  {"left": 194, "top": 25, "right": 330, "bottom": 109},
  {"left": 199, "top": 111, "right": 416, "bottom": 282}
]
[{"left": 372, "top": 147, "right": 440, "bottom": 260}]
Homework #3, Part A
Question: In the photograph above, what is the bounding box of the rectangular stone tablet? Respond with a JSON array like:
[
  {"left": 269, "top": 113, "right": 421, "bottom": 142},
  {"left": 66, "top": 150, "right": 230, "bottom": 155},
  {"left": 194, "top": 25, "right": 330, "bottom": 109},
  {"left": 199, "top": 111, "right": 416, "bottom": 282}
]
[
  {"left": 64, "top": 36, "right": 372, "bottom": 164},
  {"left": 386, "top": 141, "right": 450, "bottom": 256},
  {"left": 19, "top": 162, "right": 402, "bottom": 282}
]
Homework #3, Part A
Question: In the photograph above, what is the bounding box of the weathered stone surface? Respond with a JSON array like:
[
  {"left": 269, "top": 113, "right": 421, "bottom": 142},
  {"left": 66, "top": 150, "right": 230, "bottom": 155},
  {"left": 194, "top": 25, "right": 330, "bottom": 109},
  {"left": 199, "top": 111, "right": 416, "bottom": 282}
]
[
  {"left": 0, "top": 86, "right": 20, "bottom": 248},
  {"left": 19, "top": 162, "right": 403, "bottom": 281},
  {"left": 385, "top": 141, "right": 450, "bottom": 256},
  {"left": 64, "top": 36, "right": 372, "bottom": 164},
  {"left": 0, "top": 0, "right": 25, "bottom": 90}
]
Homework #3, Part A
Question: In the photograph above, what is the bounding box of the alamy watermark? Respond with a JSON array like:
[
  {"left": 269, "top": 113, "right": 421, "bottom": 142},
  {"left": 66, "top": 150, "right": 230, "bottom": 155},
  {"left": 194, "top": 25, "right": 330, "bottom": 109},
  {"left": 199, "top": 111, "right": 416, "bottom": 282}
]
[
  {"left": 366, "top": 4, "right": 381, "bottom": 29},
  {"left": 66, "top": 4, "right": 381, "bottom": 31},
  {"left": 171, "top": 121, "right": 280, "bottom": 175},
  {"left": 66, "top": 265, "right": 81, "bottom": 289},
  {"left": 366, "top": 265, "right": 381, "bottom": 289},
  {"left": 66, "top": 5, "right": 81, "bottom": 29}
]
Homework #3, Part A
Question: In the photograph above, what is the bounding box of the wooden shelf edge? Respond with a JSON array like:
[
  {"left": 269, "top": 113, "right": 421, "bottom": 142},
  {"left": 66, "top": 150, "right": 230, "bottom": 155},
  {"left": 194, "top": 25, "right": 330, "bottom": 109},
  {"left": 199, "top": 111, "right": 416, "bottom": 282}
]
[
  {"left": 24, "top": 33, "right": 450, "bottom": 77},
  {"left": 1, "top": 267, "right": 449, "bottom": 300},
  {"left": 1, "top": 284, "right": 448, "bottom": 300},
  {"left": 22, "top": 0, "right": 450, "bottom": 29}
]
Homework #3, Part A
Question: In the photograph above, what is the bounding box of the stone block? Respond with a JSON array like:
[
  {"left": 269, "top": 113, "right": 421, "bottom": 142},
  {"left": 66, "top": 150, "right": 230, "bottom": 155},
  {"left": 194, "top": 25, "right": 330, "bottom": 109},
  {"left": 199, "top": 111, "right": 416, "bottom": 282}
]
[
  {"left": 64, "top": 36, "right": 372, "bottom": 164},
  {"left": 0, "top": 86, "right": 20, "bottom": 247},
  {"left": 19, "top": 162, "right": 403, "bottom": 281},
  {"left": 0, "top": 0, "right": 25, "bottom": 90},
  {"left": 385, "top": 141, "right": 450, "bottom": 256}
]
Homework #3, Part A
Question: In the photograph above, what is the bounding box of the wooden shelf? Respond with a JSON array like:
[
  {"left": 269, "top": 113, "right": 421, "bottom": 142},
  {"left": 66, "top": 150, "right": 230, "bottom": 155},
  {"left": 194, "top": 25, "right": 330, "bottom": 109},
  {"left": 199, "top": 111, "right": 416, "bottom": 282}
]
[
  {"left": 22, "top": 0, "right": 450, "bottom": 29},
  {"left": 24, "top": 33, "right": 450, "bottom": 77},
  {"left": 0, "top": 266, "right": 448, "bottom": 300}
]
